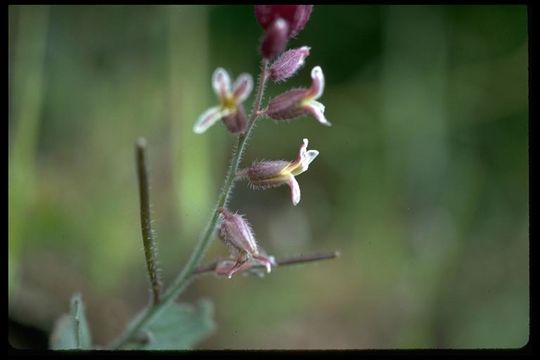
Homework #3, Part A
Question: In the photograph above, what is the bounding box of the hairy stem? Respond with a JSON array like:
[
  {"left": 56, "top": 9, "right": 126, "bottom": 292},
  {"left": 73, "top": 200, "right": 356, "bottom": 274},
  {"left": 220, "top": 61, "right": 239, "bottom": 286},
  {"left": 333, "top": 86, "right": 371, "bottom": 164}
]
[
  {"left": 135, "top": 138, "right": 162, "bottom": 305},
  {"left": 109, "top": 59, "right": 269, "bottom": 350}
]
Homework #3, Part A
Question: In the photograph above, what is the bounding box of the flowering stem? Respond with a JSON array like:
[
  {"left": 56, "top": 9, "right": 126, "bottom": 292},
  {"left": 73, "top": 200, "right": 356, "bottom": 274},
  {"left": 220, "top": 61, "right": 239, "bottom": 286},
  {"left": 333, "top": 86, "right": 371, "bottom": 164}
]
[{"left": 109, "top": 59, "right": 269, "bottom": 350}]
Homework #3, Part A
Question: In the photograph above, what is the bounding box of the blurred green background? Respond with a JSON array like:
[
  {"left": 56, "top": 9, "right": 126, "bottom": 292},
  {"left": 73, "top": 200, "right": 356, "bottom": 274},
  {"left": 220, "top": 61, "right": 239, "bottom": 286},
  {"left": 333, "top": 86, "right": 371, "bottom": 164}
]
[{"left": 8, "top": 5, "right": 528, "bottom": 349}]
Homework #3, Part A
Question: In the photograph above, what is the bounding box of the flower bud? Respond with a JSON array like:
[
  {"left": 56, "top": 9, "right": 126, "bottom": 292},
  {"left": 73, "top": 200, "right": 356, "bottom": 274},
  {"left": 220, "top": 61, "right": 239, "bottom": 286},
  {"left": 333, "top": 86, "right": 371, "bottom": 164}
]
[
  {"left": 269, "top": 46, "right": 310, "bottom": 82},
  {"left": 218, "top": 208, "right": 258, "bottom": 256},
  {"left": 255, "top": 5, "right": 313, "bottom": 38},
  {"left": 216, "top": 208, "right": 274, "bottom": 277},
  {"left": 260, "top": 18, "right": 289, "bottom": 60}
]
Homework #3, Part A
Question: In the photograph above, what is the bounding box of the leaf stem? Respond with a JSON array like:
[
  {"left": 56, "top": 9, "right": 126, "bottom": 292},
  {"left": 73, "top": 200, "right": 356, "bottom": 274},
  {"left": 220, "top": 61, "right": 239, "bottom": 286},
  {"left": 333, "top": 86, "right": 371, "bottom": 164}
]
[{"left": 109, "top": 59, "right": 269, "bottom": 350}]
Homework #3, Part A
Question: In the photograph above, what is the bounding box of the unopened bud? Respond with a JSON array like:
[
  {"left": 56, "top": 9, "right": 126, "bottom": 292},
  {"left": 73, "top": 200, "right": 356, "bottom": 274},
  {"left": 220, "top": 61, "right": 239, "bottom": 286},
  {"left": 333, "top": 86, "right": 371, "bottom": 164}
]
[
  {"left": 260, "top": 18, "right": 289, "bottom": 60},
  {"left": 269, "top": 46, "right": 310, "bottom": 82},
  {"left": 216, "top": 208, "right": 274, "bottom": 278},
  {"left": 218, "top": 208, "right": 258, "bottom": 256},
  {"left": 255, "top": 5, "right": 313, "bottom": 39}
]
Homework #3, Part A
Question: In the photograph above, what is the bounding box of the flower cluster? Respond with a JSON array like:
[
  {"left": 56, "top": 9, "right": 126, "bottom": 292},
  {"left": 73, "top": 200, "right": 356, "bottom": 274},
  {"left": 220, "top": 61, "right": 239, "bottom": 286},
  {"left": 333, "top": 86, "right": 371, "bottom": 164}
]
[{"left": 193, "top": 5, "right": 330, "bottom": 278}]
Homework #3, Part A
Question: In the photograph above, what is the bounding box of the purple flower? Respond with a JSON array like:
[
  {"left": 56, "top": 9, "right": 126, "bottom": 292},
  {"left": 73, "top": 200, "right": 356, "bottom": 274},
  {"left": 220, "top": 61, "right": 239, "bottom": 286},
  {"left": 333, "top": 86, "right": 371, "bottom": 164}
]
[
  {"left": 216, "top": 208, "right": 275, "bottom": 278},
  {"left": 264, "top": 66, "right": 330, "bottom": 126},
  {"left": 255, "top": 5, "right": 313, "bottom": 38},
  {"left": 269, "top": 46, "right": 310, "bottom": 82},
  {"left": 236, "top": 138, "right": 319, "bottom": 206},
  {"left": 193, "top": 68, "right": 253, "bottom": 134}
]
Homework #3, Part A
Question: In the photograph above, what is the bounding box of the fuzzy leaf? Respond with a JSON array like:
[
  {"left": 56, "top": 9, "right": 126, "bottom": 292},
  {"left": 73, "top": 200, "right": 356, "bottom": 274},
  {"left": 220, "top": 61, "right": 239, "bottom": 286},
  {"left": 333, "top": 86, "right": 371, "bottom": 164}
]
[
  {"left": 50, "top": 293, "right": 92, "bottom": 350},
  {"left": 125, "top": 299, "right": 216, "bottom": 350}
]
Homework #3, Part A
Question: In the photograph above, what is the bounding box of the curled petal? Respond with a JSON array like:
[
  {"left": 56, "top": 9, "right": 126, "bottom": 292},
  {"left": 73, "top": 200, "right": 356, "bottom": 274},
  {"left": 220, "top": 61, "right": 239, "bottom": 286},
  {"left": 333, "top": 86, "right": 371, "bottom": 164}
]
[
  {"left": 304, "top": 100, "right": 331, "bottom": 126},
  {"left": 193, "top": 106, "right": 227, "bottom": 134},
  {"left": 288, "top": 138, "right": 319, "bottom": 176},
  {"left": 287, "top": 175, "right": 301, "bottom": 206},
  {"left": 298, "top": 138, "right": 319, "bottom": 173},
  {"left": 232, "top": 73, "right": 254, "bottom": 103},
  {"left": 306, "top": 66, "right": 325, "bottom": 100},
  {"left": 253, "top": 254, "right": 273, "bottom": 273},
  {"left": 304, "top": 149, "right": 319, "bottom": 167},
  {"left": 212, "top": 67, "right": 231, "bottom": 98}
]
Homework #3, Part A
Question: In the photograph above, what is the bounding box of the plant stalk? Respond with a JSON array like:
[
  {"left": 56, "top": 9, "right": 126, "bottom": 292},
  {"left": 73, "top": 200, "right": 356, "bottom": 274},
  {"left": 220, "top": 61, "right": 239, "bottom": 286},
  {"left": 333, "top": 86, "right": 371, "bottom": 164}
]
[
  {"left": 135, "top": 138, "right": 162, "bottom": 306},
  {"left": 109, "top": 59, "right": 269, "bottom": 350}
]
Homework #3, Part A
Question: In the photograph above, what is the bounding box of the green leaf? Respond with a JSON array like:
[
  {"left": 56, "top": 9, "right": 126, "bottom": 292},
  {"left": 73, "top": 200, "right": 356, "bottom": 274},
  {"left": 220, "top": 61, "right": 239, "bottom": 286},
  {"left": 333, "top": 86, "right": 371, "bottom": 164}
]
[
  {"left": 49, "top": 293, "right": 92, "bottom": 350},
  {"left": 126, "top": 299, "right": 216, "bottom": 350}
]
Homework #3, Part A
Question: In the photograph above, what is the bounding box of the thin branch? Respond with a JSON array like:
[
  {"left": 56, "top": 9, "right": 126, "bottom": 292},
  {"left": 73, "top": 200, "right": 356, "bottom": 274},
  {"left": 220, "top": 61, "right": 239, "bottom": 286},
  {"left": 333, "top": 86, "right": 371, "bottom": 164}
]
[
  {"left": 275, "top": 251, "right": 341, "bottom": 267},
  {"left": 135, "top": 138, "right": 162, "bottom": 306}
]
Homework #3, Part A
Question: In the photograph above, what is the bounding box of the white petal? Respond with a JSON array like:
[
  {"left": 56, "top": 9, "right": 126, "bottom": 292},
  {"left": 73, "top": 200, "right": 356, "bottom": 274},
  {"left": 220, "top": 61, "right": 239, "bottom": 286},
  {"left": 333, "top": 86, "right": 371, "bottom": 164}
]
[
  {"left": 302, "top": 149, "right": 319, "bottom": 169},
  {"left": 308, "top": 66, "right": 325, "bottom": 99},
  {"left": 232, "top": 73, "right": 253, "bottom": 103},
  {"left": 299, "top": 138, "right": 319, "bottom": 172},
  {"left": 253, "top": 255, "right": 273, "bottom": 273},
  {"left": 305, "top": 100, "right": 331, "bottom": 126},
  {"left": 289, "top": 138, "right": 319, "bottom": 175},
  {"left": 212, "top": 67, "right": 231, "bottom": 98},
  {"left": 300, "top": 138, "right": 308, "bottom": 159},
  {"left": 287, "top": 176, "right": 301, "bottom": 206},
  {"left": 193, "top": 106, "right": 226, "bottom": 134}
]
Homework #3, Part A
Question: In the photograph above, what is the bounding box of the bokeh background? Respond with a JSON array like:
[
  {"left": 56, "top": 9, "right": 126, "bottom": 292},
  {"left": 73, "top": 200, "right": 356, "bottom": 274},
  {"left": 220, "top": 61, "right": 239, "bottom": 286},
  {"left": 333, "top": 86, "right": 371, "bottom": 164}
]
[{"left": 8, "top": 5, "right": 529, "bottom": 349}]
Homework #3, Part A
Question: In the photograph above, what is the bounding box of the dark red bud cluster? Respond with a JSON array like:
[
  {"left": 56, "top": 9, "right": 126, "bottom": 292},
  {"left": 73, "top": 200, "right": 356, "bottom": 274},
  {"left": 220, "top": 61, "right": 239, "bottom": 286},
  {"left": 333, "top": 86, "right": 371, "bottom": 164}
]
[
  {"left": 255, "top": 5, "right": 313, "bottom": 38},
  {"left": 260, "top": 18, "right": 289, "bottom": 60},
  {"left": 256, "top": 5, "right": 313, "bottom": 60}
]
